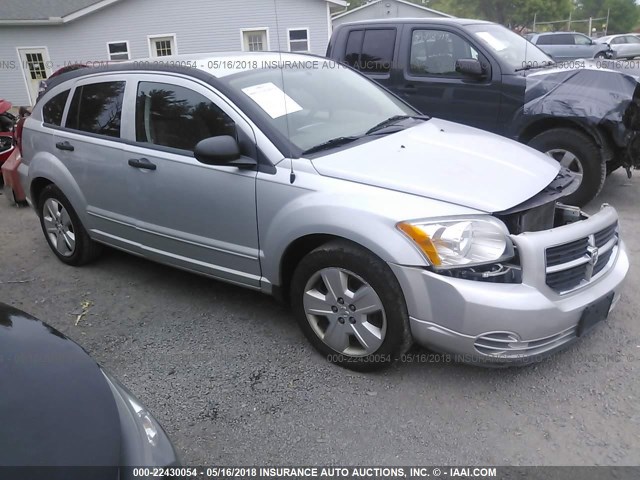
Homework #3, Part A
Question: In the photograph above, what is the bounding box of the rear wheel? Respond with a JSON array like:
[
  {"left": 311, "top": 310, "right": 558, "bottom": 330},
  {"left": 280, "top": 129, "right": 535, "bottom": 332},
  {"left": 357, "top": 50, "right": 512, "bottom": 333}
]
[
  {"left": 38, "top": 184, "right": 102, "bottom": 265},
  {"left": 528, "top": 128, "right": 605, "bottom": 206},
  {"left": 290, "top": 240, "right": 411, "bottom": 371}
]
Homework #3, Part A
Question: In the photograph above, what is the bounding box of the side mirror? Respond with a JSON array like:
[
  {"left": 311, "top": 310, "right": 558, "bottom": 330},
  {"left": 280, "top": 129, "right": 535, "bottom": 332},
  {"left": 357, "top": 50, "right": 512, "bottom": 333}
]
[
  {"left": 455, "top": 58, "right": 484, "bottom": 78},
  {"left": 194, "top": 135, "right": 256, "bottom": 169}
]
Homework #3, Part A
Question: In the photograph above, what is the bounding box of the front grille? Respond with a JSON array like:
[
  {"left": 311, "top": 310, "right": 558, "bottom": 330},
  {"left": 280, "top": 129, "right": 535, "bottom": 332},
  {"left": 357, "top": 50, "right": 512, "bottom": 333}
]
[
  {"left": 546, "top": 238, "right": 589, "bottom": 267},
  {"left": 474, "top": 326, "right": 576, "bottom": 358},
  {"left": 545, "top": 222, "right": 618, "bottom": 294}
]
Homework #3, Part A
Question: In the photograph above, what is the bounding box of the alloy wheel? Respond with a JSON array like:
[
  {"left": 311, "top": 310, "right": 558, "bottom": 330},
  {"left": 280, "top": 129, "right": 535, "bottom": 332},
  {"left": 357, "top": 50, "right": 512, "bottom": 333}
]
[
  {"left": 302, "top": 267, "right": 387, "bottom": 356},
  {"left": 42, "top": 198, "right": 76, "bottom": 257}
]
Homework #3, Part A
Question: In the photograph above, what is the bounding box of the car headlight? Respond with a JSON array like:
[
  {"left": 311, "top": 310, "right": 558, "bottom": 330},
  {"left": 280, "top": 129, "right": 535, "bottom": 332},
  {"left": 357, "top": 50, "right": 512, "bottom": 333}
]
[
  {"left": 397, "top": 217, "right": 514, "bottom": 268},
  {"left": 101, "top": 370, "right": 180, "bottom": 470}
]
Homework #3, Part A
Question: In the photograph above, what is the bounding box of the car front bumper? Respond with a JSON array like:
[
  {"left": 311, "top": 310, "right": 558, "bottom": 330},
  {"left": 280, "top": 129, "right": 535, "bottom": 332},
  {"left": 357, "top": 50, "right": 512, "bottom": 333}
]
[{"left": 389, "top": 206, "right": 629, "bottom": 365}]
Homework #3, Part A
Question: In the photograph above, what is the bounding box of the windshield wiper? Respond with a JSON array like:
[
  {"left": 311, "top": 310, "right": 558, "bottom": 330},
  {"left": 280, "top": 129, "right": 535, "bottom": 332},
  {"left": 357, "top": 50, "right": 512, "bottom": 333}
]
[
  {"left": 515, "top": 61, "right": 556, "bottom": 72},
  {"left": 365, "top": 114, "right": 430, "bottom": 135},
  {"left": 301, "top": 136, "right": 361, "bottom": 155}
]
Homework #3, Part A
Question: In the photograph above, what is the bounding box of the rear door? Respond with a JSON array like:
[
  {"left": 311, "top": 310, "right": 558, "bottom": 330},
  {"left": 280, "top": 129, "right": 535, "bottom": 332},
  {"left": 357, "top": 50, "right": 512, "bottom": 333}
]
[
  {"left": 341, "top": 27, "right": 398, "bottom": 89},
  {"left": 396, "top": 24, "right": 502, "bottom": 131},
  {"left": 52, "top": 76, "right": 136, "bottom": 247},
  {"left": 119, "top": 74, "right": 261, "bottom": 286}
]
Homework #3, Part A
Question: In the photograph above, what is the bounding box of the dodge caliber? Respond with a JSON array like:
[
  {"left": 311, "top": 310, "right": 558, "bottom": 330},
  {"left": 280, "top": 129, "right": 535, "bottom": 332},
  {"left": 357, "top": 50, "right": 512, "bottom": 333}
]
[{"left": 18, "top": 53, "right": 629, "bottom": 370}]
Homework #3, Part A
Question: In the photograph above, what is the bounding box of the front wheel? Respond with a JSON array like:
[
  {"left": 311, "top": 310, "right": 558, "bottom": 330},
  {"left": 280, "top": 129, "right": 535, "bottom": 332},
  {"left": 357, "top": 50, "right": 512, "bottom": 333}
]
[
  {"left": 290, "top": 240, "right": 411, "bottom": 371},
  {"left": 528, "top": 128, "right": 606, "bottom": 207},
  {"left": 595, "top": 52, "right": 608, "bottom": 59}
]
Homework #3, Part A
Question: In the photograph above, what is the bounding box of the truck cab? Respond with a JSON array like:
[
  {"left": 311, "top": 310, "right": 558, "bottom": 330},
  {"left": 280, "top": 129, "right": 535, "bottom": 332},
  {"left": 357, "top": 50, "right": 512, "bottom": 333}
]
[{"left": 327, "top": 18, "right": 640, "bottom": 207}]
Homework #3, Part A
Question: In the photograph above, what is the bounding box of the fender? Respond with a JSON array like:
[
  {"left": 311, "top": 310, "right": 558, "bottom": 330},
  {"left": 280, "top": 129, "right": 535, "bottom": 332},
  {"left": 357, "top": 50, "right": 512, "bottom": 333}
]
[
  {"left": 24, "top": 146, "right": 89, "bottom": 226},
  {"left": 256, "top": 164, "right": 483, "bottom": 289}
]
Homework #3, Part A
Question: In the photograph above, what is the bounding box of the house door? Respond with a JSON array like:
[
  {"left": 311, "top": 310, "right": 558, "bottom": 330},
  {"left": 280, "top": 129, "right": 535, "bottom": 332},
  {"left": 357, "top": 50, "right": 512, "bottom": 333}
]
[{"left": 17, "top": 48, "right": 52, "bottom": 105}]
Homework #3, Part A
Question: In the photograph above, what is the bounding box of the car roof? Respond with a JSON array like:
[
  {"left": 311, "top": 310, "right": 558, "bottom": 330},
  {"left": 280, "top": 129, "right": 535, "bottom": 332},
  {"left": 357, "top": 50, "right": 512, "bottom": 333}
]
[
  {"left": 537, "top": 31, "right": 584, "bottom": 36},
  {"left": 44, "top": 51, "right": 327, "bottom": 88},
  {"left": 339, "top": 17, "right": 494, "bottom": 27}
]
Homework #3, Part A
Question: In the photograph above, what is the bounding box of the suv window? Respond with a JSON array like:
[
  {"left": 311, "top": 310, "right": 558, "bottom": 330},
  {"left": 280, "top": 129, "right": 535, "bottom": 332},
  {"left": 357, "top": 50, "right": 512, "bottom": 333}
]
[
  {"left": 573, "top": 34, "right": 592, "bottom": 45},
  {"left": 345, "top": 28, "right": 396, "bottom": 74},
  {"left": 42, "top": 90, "right": 70, "bottom": 126},
  {"left": 66, "top": 81, "right": 125, "bottom": 138},
  {"left": 553, "top": 34, "right": 575, "bottom": 45},
  {"left": 135, "top": 82, "right": 236, "bottom": 152},
  {"left": 410, "top": 30, "right": 480, "bottom": 76},
  {"left": 535, "top": 35, "right": 553, "bottom": 45}
]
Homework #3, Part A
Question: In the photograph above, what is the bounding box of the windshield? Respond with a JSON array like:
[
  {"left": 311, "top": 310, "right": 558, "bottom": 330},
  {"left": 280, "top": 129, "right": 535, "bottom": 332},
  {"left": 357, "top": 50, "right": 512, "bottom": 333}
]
[
  {"left": 466, "top": 24, "right": 552, "bottom": 72},
  {"left": 220, "top": 60, "right": 416, "bottom": 152}
]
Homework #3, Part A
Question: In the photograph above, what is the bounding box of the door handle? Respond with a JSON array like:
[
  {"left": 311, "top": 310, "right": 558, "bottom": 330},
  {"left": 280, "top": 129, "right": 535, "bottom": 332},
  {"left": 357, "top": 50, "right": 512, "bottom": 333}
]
[
  {"left": 128, "top": 158, "right": 156, "bottom": 171},
  {"left": 55, "top": 141, "right": 74, "bottom": 151}
]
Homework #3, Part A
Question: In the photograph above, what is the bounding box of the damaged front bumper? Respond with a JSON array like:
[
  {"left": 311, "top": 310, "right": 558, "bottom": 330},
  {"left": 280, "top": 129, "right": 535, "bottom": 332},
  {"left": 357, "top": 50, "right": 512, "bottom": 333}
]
[{"left": 389, "top": 205, "right": 629, "bottom": 366}]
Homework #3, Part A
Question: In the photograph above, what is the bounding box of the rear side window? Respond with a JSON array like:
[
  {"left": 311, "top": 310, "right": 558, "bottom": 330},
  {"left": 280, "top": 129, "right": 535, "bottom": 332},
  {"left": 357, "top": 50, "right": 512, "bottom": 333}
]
[
  {"left": 553, "top": 34, "right": 575, "bottom": 45},
  {"left": 42, "top": 90, "right": 70, "bottom": 126},
  {"left": 135, "top": 81, "right": 236, "bottom": 152},
  {"left": 536, "top": 35, "right": 553, "bottom": 46},
  {"left": 66, "top": 81, "right": 125, "bottom": 138},
  {"left": 344, "top": 28, "right": 396, "bottom": 74}
]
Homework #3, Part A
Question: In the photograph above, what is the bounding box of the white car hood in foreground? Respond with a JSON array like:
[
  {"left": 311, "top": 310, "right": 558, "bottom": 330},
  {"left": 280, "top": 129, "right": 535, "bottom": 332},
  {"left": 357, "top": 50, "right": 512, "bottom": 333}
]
[{"left": 310, "top": 119, "right": 561, "bottom": 213}]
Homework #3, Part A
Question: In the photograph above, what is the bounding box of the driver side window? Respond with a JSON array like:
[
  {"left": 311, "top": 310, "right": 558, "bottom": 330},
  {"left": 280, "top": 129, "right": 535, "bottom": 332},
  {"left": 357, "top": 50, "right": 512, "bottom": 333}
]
[
  {"left": 409, "top": 30, "right": 480, "bottom": 77},
  {"left": 135, "top": 81, "right": 236, "bottom": 152}
]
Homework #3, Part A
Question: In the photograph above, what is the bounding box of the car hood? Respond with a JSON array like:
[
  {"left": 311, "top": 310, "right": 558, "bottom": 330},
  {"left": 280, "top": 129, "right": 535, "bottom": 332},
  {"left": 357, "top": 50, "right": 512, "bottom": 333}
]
[
  {"left": 0, "top": 303, "right": 120, "bottom": 477},
  {"left": 310, "top": 119, "right": 560, "bottom": 212}
]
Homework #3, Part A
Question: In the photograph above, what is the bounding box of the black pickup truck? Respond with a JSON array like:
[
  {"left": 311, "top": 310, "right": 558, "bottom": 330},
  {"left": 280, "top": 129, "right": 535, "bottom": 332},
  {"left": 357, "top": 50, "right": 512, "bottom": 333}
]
[{"left": 327, "top": 18, "right": 640, "bottom": 206}]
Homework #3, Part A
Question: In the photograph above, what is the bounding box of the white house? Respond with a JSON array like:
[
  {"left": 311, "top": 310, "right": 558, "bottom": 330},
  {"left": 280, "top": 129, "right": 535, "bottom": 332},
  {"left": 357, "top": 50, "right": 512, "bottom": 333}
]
[
  {"left": 0, "top": 0, "right": 347, "bottom": 105},
  {"left": 332, "top": 0, "right": 451, "bottom": 28}
]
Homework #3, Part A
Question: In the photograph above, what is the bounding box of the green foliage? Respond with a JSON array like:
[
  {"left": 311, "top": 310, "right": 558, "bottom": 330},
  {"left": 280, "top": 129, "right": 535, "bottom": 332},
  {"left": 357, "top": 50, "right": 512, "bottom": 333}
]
[
  {"left": 577, "top": 0, "right": 640, "bottom": 34},
  {"left": 345, "top": 0, "right": 640, "bottom": 33}
]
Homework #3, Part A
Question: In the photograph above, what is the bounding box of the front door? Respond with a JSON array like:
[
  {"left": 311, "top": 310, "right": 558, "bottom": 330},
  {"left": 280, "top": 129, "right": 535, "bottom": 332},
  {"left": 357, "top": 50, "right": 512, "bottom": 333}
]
[
  {"left": 121, "top": 75, "right": 261, "bottom": 286},
  {"left": 398, "top": 27, "right": 502, "bottom": 132},
  {"left": 17, "top": 47, "right": 52, "bottom": 105}
]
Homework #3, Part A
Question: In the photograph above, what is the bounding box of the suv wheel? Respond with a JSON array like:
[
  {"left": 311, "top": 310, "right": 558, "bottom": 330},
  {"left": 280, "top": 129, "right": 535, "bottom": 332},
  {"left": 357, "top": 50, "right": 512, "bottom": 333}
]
[
  {"left": 528, "top": 128, "right": 605, "bottom": 206},
  {"left": 38, "top": 184, "right": 102, "bottom": 265},
  {"left": 290, "top": 240, "right": 411, "bottom": 371}
]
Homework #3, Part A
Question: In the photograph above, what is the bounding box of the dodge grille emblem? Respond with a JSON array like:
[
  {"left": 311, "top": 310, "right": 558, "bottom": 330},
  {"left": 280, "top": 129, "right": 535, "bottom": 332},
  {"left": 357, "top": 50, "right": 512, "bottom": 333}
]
[{"left": 585, "top": 235, "right": 599, "bottom": 281}]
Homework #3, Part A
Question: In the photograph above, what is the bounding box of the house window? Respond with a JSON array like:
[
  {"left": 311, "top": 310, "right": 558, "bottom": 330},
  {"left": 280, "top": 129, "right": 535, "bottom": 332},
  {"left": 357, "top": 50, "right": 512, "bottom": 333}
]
[
  {"left": 288, "top": 29, "right": 309, "bottom": 52},
  {"left": 107, "top": 41, "right": 130, "bottom": 61},
  {"left": 242, "top": 29, "right": 268, "bottom": 52},
  {"left": 149, "top": 35, "right": 177, "bottom": 57}
]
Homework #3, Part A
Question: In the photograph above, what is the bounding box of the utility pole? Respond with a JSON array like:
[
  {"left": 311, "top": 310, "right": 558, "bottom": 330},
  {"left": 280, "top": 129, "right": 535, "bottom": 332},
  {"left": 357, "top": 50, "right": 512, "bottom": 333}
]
[
  {"left": 604, "top": 8, "right": 610, "bottom": 36},
  {"left": 568, "top": 11, "right": 572, "bottom": 31},
  {"left": 533, "top": 12, "right": 537, "bottom": 32},
  {"left": 588, "top": 17, "right": 592, "bottom": 36}
]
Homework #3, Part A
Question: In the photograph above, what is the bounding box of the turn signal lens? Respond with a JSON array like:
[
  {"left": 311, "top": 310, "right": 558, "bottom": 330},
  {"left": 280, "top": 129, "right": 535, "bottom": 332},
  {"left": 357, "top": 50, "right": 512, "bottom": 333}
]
[{"left": 397, "top": 222, "right": 442, "bottom": 266}]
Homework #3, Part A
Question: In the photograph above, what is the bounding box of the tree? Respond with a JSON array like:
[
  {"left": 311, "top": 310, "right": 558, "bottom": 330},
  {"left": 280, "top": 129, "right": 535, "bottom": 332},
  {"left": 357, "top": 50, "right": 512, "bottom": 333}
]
[
  {"left": 428, "top": 0, "right": 573, "bottom": 27},
  {"left": 577, "top": 0, "right": 640, "bottom": 34}
]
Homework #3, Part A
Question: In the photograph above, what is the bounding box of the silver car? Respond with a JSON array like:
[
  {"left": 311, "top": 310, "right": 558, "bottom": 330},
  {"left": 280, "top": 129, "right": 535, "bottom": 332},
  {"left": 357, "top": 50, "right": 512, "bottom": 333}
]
[
  {"left": 528, "top": 32, "right": 613, "bottom": 60},
  {"left": 18, "top": 53, "right": 629, "bottom": 370},
  {"left": 595, "top": 34, "right": 640, "bottom": 60}
]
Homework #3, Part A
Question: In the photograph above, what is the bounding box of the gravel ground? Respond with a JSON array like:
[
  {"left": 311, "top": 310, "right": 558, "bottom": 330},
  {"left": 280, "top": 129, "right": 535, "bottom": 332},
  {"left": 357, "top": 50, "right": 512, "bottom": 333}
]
[{"left": 1, "top": 170, "right": 638, "bottom": 466}]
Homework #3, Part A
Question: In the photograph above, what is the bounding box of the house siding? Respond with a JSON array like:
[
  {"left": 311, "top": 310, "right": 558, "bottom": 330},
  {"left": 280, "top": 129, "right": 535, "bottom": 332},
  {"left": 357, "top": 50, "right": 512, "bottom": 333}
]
[
  {"left": 332, "top": 0, "right": 448, "bottom": 28},
  {"left": 0, "top": 0, "right": 332, "bottom": 105}
]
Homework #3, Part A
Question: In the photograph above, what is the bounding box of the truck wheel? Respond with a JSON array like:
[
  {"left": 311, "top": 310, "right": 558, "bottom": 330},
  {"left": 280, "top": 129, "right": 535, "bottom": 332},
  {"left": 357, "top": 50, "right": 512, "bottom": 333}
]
[
  {"left": 38, "top": 184, "right": 103, "bottom": 265},
  {"left": 290, "top": 240, "right": 411, "bottom": 372},
  {"left": 528, "top": 128, "right": 605, "bottom": 207}
]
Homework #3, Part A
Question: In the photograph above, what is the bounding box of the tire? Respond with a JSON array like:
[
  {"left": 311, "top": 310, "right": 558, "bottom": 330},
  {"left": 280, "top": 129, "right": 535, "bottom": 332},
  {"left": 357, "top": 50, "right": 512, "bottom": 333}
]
[
  {"left": 595, "top": 52, "right": 607, "bottom": 59},
  {"left": 528, "top": 128, "right": 606, "bottom": 207},
  {"left": 38, "top": 184, "right": 102, "bottom": 265},
  {"left": 290, "top": 240, "right": 411, "bottom": 372}
]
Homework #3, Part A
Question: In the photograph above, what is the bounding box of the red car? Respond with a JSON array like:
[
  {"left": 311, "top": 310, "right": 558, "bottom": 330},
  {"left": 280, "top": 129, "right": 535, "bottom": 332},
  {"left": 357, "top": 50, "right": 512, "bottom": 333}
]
[{"left": 1, "top": 101, "right": 28, "bottom": 205}]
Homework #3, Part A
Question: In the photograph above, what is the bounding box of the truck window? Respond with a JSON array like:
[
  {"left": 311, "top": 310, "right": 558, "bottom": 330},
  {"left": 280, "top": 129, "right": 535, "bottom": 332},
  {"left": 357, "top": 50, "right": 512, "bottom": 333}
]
[
  {"left": 410, "top": 30, "right": 479, "bottom": 76},
  {"left": 344, "top": 28, "right": 396, "bottom": 74}
]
